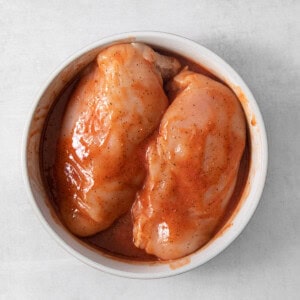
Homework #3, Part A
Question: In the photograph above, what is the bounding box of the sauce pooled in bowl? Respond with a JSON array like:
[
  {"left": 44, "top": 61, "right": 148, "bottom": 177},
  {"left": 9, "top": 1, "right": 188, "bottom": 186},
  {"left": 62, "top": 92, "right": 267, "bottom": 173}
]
[{"left": 41, "top": 43, "right": 249, "bottom": 261}]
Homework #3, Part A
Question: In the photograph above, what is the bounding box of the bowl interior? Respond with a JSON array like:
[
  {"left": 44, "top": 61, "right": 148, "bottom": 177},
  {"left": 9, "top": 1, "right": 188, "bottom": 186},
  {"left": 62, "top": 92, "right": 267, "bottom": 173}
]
[{"left": 23, "top": 32, "right": 267, "bottom": 278}]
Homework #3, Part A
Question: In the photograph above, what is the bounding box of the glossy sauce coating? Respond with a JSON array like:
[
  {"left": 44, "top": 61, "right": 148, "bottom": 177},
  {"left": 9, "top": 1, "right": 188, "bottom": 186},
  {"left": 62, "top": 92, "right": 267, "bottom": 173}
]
[
  {"left": 54, "top": 43, "right": 180, "bottom": 236},
  {"left": 41, "top": 46, "right": 249, "bottom": 261},
  {"left": 132, "top": 70, "right": 246, "bottom": 260}
]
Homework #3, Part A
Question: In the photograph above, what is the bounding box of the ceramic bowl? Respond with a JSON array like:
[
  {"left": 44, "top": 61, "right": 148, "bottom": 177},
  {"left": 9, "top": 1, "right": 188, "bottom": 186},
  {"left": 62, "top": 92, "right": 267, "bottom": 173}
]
[{"left": 22, "top": 31, "right": 268, "bottom": 278}]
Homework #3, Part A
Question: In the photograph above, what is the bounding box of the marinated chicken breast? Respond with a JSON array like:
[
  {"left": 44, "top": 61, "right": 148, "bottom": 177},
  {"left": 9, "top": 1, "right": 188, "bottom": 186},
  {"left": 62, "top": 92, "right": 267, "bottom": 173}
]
[
  {"left": 132, "top": 70, "right": 246, "bottom": 260},
  {"left": 55, "top": 43, "right": 180, "bottom": 236}
]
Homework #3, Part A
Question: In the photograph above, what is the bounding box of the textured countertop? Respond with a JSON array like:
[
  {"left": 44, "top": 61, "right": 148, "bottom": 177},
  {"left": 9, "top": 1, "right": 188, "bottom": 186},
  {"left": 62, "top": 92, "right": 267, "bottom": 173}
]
[{"left": 0, "top": 0, "right": 299, "bottom": 299}]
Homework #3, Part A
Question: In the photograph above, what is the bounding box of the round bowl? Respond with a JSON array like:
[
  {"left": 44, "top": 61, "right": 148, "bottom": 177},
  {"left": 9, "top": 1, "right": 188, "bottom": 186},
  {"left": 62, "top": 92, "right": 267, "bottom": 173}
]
[{"left": 22, "top": 31, "right": 268, "bottom": 279}]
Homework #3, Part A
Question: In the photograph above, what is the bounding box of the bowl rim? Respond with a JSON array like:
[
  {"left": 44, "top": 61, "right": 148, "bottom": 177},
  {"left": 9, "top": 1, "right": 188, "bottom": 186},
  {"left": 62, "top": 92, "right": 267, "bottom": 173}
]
[{"left": 21, "top": 31, "right": 268, "bottom": 279}]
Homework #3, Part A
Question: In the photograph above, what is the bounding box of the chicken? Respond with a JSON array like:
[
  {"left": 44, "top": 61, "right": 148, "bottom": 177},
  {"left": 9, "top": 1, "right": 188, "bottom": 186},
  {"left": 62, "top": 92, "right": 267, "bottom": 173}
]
[
  {"left": 54, "top": 43, "right": 181, "bottom": 237},
  {"left": 132, "top": 69, "right": 246, "bottom": 260}
]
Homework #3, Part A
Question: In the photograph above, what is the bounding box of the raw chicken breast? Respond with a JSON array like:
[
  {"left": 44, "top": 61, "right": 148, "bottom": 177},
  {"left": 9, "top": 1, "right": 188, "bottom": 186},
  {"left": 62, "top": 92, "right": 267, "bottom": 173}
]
[
  {"left": 55, "top": 43, "right": 180, "bottom": 236},
  {"left": 132, "top": 69, "right": 246, "bottom": 260}
]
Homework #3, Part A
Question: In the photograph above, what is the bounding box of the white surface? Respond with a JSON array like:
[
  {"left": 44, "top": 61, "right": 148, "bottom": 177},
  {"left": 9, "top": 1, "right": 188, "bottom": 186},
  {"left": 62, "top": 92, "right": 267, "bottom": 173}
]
[{"left": 0, "top": 0, "right": 299, "bottom": 299}]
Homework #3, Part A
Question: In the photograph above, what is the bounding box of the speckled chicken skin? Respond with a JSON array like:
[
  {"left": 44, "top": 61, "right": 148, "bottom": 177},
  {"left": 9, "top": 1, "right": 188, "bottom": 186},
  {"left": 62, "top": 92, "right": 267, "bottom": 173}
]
[
  {"left": 132, "top": 70, "right": 246, "bottom": 260},
  {"left": 55, "top": 43, "right": 180, "bottom": 237}
]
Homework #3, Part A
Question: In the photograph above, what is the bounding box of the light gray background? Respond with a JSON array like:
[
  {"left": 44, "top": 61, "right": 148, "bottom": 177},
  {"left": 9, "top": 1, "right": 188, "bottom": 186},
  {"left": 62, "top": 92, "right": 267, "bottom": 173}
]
[{"left": 1, "top": 0, "right": 299, "bottom": 299}]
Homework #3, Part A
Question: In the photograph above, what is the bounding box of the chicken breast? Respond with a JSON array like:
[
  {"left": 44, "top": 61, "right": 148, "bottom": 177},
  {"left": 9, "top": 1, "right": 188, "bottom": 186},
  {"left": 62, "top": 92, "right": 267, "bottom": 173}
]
[
  {"left": 132, "top": 69, "right": 246, "bottom": 260},
  {"left": 55, "top": 43, "right": 180, "bottom": 237}
]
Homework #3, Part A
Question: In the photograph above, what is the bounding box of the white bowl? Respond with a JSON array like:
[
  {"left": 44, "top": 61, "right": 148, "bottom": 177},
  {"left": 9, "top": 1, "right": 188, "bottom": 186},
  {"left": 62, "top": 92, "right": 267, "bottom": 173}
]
[{"left": 22, "top": 31, "right": 268, "bottom": 279}]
